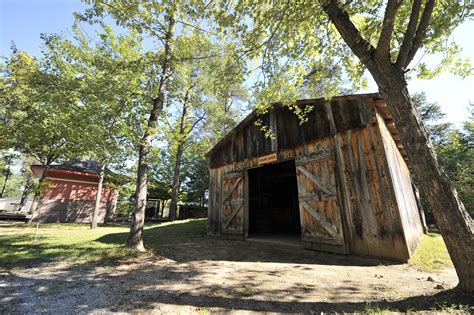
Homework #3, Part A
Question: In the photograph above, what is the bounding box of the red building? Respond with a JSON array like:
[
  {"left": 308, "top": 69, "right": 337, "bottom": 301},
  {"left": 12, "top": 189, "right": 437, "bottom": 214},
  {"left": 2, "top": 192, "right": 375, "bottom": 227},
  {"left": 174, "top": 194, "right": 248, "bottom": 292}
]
[{"left": 30, "top": 161, "right": 119, "bottom": 223}]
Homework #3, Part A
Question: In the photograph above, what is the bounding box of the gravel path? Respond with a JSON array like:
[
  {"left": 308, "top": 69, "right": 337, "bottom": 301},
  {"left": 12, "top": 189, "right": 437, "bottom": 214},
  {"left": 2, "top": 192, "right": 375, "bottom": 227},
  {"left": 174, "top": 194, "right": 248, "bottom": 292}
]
[{"left": 1, "top": 238, "right": 471, "bottom": 314}]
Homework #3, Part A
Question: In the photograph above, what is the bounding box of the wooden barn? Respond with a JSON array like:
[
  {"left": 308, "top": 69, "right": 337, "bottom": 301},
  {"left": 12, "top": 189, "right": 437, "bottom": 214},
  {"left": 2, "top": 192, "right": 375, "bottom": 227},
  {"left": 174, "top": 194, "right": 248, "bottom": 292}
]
[{"left": 206, "top": 93, "right": 424, "bottom": 262}]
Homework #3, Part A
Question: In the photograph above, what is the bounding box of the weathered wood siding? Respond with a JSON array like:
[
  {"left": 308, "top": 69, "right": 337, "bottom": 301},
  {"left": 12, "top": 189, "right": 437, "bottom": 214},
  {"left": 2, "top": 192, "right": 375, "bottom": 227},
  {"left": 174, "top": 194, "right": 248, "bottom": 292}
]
[
  {"left": 335, "top": 125, "right": 411, "bottom": 261},
  {"left": 207, "top": 94, "right": 422, "bottom": 261},
  {"left": 377, "top": 114, "right": 423, "bottom": 255},
  {"left": 209, "top": 96, "right": 377, "bottom": 168},
  {"left": 294, "top": 137, "right": 347, "bottom": 254}
]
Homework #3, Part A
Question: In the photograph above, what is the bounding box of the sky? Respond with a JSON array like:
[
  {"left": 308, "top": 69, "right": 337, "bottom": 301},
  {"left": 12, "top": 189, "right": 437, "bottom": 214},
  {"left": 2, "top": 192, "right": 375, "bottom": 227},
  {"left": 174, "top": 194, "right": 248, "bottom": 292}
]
[{"left": 1, "top": 0, "right": 473, "bottom": 126}]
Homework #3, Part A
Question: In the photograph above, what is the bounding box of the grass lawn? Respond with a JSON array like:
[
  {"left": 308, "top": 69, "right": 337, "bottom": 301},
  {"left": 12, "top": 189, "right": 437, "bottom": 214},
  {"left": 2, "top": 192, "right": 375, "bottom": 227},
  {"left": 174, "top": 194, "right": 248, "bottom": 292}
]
[
  {"left": 0, "top": 219, "right": 207, "bottom": 270},
  {"left": 409, "top": 232, "right": 454, "bottom": 272},
  {"left": 0, "top": 219, "right": 452, "bottom": 272}
]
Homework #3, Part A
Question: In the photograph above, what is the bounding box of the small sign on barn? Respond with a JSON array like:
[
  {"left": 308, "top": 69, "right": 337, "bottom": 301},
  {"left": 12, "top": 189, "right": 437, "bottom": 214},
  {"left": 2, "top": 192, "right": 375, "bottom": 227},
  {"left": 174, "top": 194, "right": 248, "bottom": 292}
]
[
  {"left": 257, "top": 153, "right": 277, "bottom": 165},
  {"left": 206, "top": 93, "right": 424, "bottom": 262}
]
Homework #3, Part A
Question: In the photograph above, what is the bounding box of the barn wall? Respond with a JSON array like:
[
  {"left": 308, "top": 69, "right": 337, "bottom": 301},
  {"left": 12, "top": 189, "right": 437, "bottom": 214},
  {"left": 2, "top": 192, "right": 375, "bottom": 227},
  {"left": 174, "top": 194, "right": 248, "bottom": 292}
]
[
  {"left": 208, "top": 168, "right": 222, "bottom": 235},
  {"left": 208, "top": 94, "right": 420, "bottom": 261},
  {"left": 33, "top": 200, "right": 114, "bottom": 223},
  {"left": 208, "top": 129, "right": 412, "bottom": 260},
  {"left": 209, "top": 96, "right": 377, "bottom": 169},
  {"left": 32, "top": 178, "right": 118, "bottom": 223},
  {"left": 335, "top": 124, "right": 411, "bottom": 261},
  {"left": 377, "top": 114, "right": 423, "bottom": 256}
]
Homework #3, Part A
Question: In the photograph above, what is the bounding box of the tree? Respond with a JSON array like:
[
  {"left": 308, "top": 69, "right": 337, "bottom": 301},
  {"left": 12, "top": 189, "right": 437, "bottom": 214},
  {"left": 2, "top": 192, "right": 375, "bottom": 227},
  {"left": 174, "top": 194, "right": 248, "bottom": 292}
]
[
  {"left": 149, "top": 150, "right": 174, "bottom": 217},
  {"left": 412, "top": 92, "right": 452, "bottom": 145},
  {"left": 0, "top": 151, "right": 17, "bottom": 198},
  {"left": 81, "top": 0, "right": 244, "bottom": 249},
  {"left": 181, "top": 147, "right": 210, "bottom": 207},
  {"left": 16, "top": 156, "right": 36, "bottom": 212},
  {"left": 81, "top": 1, "right": 185, "bottom": 251},
  {"left": 163, "top": 33, "right": 246, "bottom": 221},
  {"left": 41, "top": 22, "right": 149, "bottom": 229},
  {"left": 219, "top": 1, "right": 474, "bottom": 292},
  {"left": 413, "top": 92, "right": 473, "bottom": 219},
  {"left": 1, "top": 49, "right": 87, "bottom": 239}
]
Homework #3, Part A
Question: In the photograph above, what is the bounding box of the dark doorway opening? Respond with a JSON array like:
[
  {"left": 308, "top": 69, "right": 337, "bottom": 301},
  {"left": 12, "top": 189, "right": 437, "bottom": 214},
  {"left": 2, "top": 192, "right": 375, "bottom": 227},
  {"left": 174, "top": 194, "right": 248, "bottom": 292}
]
[{"left": 248, "top": 160, "right": 301, "bottom": 237}]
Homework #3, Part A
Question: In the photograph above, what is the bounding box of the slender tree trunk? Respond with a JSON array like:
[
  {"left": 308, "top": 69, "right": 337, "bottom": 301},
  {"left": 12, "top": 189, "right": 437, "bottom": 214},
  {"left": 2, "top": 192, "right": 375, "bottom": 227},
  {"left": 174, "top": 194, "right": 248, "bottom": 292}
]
[
  {"left": 91, "top": 163, "right": 106, "bottom": 229},
  {"left": 31, "top": 165, "right": 50, "bottom": 241},
  {"left": 0, "top": 155, "right": 13, "bottom": 198},
  {"left": 370, "top": 65, "right": 474, "bottom": 293},
  {"left": 169, "top": 143, "right": 184, "bottom": 221},
  {"left": 126, "top": 8, "right": 177, "bottom": 251},
  {"left": 17, "top": 172, "right": 34, "bottom": 212},
  {"left": 160, "top": 200, "right": 167, "bottom": 218}
]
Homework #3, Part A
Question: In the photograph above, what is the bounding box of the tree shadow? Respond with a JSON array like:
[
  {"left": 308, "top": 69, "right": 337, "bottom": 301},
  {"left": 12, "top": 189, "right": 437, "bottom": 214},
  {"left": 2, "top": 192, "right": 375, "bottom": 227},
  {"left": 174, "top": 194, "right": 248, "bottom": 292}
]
[
  {"left": 97, "top": 220, "right": 396, "bottom": 267},
  {"left": 2, "top": 219, "right": 471, "bottom": 313},
  {"left": 0, "top": 233, "right": 136, "bottom": 270},
  {"left": 1, "top": 258, "right": 471, "bottom": 314}
]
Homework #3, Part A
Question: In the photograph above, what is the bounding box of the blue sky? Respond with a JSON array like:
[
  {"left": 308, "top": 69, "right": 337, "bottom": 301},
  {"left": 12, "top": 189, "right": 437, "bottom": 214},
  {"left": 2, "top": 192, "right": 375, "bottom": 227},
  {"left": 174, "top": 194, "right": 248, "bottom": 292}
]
[{"left": 1, "top": 0, "right": 473, "bottom": 126}]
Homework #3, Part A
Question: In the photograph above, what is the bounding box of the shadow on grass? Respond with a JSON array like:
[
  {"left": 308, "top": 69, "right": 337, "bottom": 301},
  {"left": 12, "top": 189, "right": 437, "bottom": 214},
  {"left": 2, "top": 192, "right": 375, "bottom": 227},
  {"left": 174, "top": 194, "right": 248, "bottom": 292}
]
[
  {"left": 97, "top": 219, "right": 396, "bottom": 267},
  {"left": 0, "top": 232, "right": 137, "bottom": 270},
  {"left": 1, "top": 219, "right": 472, "bottom": 313},
  {"left": 97, "top": 219, "right": 208, "bottom": 250}
]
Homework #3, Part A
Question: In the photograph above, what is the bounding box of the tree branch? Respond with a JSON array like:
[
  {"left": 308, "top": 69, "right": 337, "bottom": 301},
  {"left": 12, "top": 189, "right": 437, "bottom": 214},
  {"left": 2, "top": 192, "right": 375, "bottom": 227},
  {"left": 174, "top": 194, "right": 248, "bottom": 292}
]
[
  {"left": 176, "top": 20, "right": 213, "bottom": 34},
  {"left": 375, "top": 0, "right": 402, "bottom": 61},
  {"left": 187, "top": 114, "right": 206, "bottom": 136},
  {"left": 319, "top": 0, "right": 375, "bottom": 65},
  {"left": 179, "top": 52, "right": 222, "bottom": 62},
  {"left": 396, "top": 0, "right": 422, "bottom": 68},
  {"left": 405, "top": 0, "right": 436, "bottom": 68}
]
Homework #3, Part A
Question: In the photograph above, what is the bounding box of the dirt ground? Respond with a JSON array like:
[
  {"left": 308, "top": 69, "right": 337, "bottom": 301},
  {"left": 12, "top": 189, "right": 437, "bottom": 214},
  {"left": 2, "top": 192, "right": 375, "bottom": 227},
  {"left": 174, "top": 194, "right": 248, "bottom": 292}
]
[{"left": 1, "top": 238, "right": 472, "bottom": 314}]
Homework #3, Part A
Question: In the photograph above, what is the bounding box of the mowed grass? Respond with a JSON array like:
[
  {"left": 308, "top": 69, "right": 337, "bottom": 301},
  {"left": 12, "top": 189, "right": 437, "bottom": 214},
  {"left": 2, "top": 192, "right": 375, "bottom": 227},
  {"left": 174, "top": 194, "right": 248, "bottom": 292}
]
[
  {"left": 0, "top": 219, "right": 207, "bottom": 270},
  {"left": 1, "top": 220, "right": 452, "bottom": 273},
  {"left": 409, "top": 232, "right": 454, "bottom": 272}
]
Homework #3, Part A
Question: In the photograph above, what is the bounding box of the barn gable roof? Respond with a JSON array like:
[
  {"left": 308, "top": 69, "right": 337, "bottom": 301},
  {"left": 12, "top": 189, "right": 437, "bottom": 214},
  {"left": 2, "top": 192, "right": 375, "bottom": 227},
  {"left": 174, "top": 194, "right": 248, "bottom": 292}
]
[{"left": 207, "top": 93, "right": 408, "bottom": 168}]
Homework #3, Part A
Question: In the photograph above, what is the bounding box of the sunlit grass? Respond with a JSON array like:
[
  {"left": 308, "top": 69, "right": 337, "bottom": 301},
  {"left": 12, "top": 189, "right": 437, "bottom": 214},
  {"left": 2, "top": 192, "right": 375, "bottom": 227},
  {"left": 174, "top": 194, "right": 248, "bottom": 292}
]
[
  {"left": 409, "top": 232, "right": 453, "bottom": 272},
  {"left": 0, "top": 219, "right": 207, "bottom": 270},
  {"left": 1, "top": 221, "right": 452, "bottom": 274}
]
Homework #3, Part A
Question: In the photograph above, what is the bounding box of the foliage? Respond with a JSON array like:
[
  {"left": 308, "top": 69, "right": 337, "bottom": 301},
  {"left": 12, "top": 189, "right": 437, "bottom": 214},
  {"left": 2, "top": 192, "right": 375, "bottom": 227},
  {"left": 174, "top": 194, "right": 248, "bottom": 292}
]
[
  {"left": 0, "top": 173, "right": 24, "bottom": 198},
  {"left": 148, "top": 150, "right": 174, "bottom": 200},
  {"left": 39, "top": 21, "right": 149, "bottom": 167},
  {"left": 414, "top": 93, "right": 473, "bottom": 216},
  {"left": 436, "top": 126, "right": 474, "bottom": 216},
  {"left": 412, "top": 92, "right": 452, "bottom": 144},
  {"left": 182, "top": 154, "right": 209, "bottom": 206},
  {"left": 0, "top": 49, "right": 86, "bottom": 166},
  {"left": 210, "top": 1, "right": 471, "bottom": 116},
  {"left": 0, "top": 219, "right": 207, "bottom": 270}
]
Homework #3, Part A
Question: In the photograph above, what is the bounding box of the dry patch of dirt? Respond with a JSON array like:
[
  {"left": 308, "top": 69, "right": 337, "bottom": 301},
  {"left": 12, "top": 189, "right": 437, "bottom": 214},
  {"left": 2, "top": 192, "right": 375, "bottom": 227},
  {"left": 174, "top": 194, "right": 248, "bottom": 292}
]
[{"left": 0, "top": 238, "right": 471, "bottom": 313}]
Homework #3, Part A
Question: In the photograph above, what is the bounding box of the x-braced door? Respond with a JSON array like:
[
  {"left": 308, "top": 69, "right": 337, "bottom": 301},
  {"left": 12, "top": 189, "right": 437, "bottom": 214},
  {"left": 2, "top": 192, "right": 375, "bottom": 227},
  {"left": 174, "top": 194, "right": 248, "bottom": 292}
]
[
  {"left": 221, "top": 170, "right": 244, "bottom": 236},
  {"left": 295, "top": 147, "right": 347, "bottom": 253}
]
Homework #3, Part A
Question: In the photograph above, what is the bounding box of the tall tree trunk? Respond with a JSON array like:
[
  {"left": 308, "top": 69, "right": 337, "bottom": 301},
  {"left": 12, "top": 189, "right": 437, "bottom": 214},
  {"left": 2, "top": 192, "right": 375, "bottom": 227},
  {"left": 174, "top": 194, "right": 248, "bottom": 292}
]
[
  {"left": 374, "top": 72, "right": 474, "bottom": 293},
  {"left": 91, "top": 163, "right": 106, "bottom": 229},
  {"left": 168, "top": 98, "right": 189, "bottom": 221},
  {"left": 126, "top": 8, "right": 177, "bottom": 251},
  {"left": 169, "top": 142, "right": 184, "bottom": 221},
  {"left": 17, "top": 172, "right": 34, "bottom": 212},
  {"left": 363, "top": 61, "right": 474, "bottom": 292},
  {"left": 27, "top": 165, "right": 49, "bottom": 224},
  {"left": 0, "top": 155, "right": 13, "bottom": 198},
  {"left": 31, "top": 165, "right": 50, "bottom": 241},
  {"left": 320, "top": 0, "right": 473, "bottom": 293}
]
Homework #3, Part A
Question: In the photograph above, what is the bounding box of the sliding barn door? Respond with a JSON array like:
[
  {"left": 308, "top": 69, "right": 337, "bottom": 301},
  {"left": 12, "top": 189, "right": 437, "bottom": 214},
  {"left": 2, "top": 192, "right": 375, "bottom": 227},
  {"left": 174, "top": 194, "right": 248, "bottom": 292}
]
[
  {"left": 295, "top": 148, "right": 347, "bottom": 253},
  {"left": 221, "top": 171, "right": 245, "bottom": 237}
]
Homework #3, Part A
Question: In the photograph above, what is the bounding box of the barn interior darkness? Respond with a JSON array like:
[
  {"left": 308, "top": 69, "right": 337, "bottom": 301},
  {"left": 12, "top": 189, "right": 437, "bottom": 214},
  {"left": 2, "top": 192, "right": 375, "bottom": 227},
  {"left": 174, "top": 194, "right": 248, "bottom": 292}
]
[{"left": 249, "top": 160, "right": 301, "bottom": 236}]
